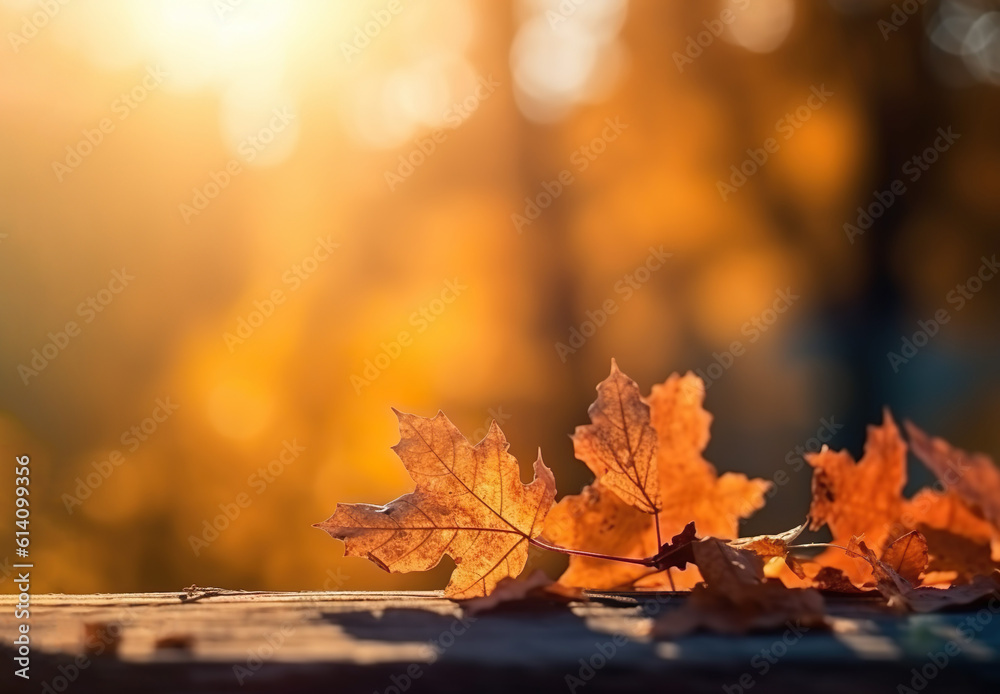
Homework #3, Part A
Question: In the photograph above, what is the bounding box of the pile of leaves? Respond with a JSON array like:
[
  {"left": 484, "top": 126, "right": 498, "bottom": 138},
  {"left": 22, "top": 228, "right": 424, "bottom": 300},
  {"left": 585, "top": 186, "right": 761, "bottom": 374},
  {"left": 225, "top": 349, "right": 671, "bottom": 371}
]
[{"left": 315, "top": 361, "right": 1000, "bottom": 632}]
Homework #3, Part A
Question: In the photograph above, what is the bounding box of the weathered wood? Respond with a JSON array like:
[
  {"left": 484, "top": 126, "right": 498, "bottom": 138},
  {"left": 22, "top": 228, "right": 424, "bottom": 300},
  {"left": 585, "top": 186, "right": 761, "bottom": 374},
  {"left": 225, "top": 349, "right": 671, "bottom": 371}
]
[{"left": 2, "top": 590, "right": 999, "bottom": 693}]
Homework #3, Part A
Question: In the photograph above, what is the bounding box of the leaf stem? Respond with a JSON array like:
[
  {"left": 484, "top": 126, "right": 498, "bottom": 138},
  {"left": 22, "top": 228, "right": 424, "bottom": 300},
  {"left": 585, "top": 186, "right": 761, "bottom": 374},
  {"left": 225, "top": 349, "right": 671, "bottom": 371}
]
[{"left": 528, "top": 537, "right": 654, "bottom": 566}]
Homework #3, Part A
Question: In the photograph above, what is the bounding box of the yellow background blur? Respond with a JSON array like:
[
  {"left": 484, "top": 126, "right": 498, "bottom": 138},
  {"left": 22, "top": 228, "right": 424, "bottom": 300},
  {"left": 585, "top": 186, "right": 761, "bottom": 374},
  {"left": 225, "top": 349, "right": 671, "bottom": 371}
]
[{"left": 2, "top": 0, "right": 999, "bottom": 593}]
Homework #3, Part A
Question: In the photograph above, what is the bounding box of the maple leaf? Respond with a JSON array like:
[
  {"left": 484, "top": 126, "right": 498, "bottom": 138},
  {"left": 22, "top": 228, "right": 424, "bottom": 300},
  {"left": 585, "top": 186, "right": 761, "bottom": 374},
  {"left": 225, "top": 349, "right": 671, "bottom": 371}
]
[
  {"left": 879, "top": 530, "right": 929, "bottom": 585},
  {"left": 654, "top": 538, "right": 826, "bottom": 635},
  {"left": 845, "top": 533, "right": 999, "bottom": 612},
  {"left": 807, "top": 409, "right": 906, "bottom": 582},
  {"left": 905, "top": 421, "right": 1000, "bottom": 530},
  {"left": 572, "top": 359, "right": 659, "bottom": 514},
  {"left": 728, "top": 521, "right": 807, "bottom": 560},
  {"left": 314, "top": 410, "right": 556, "bottom": 599},
  {"left": 460, "top": 569, "right": 585, "bottom": 615},
  {"left": 545, "top": 365, "right": 769, "bottom": 589}
]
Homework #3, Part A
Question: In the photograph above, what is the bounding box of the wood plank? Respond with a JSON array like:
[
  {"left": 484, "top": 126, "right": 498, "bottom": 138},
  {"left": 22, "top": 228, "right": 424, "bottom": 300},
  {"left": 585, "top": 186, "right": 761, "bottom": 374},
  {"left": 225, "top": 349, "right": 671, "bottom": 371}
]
[{"left": 2, "top": 590, "right": 999, "bottom": 693}]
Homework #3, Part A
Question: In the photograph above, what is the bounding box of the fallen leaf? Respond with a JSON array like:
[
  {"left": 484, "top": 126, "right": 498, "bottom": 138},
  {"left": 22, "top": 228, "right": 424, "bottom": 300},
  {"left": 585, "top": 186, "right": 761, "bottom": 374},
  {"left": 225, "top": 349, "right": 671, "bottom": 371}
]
[
  {"left": 651, "top": 522, "right": 699, "bottom": 572},
  {"left": 906, "top": 421, "right": 1000, "bottom": 530},
  {"left": 542, "top": 481, "right": 657, "bottom": 589},
  {"left": 812, "top": 566, "right": 869, "bottom": 594},
  {"left": 459, "top": 569, "right": 585, "bottom": 615},
  {"left": 807, "top": 410, "right": 907, "bottom": 583},
  {"left": 315, "top": 410, "right": 556, "bottom": 599},
  {"left": 654, "top": 538, "right": 825, "bottom": 635},
  {"left": 546, "top": 366, "right": 769, "bottom": 590},
  {"left": 879, "top": 530, "right": 929, "bottom": 585},
  {"left": 916, "top": 525, "right": 998, "bottom": 580},
  {"left": 572, "top": 359, "right": 660, "bottom": 514},
  {"left": 649, "top": 373, "right": 771, "bottom": 541},
  {"left": 728, "top": 521, "right": 808, "bottom": 560},
  {"left": 895, "top": 573, "right": 1000, "bottom": 613}
]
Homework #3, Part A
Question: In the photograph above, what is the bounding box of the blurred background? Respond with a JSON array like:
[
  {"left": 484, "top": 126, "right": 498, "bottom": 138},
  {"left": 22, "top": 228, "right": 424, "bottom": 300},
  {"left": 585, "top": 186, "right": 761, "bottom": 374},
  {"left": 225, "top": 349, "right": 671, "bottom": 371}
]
[{"left": 1, "top": 0, "right": 999, "bottom": 594}]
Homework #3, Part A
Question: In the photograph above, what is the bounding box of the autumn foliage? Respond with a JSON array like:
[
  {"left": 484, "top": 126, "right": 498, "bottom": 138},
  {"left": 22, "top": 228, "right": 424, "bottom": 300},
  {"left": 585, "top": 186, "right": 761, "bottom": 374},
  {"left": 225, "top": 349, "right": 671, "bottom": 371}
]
[{"left": 316, "top": 360, "right": 1000, "bottom": 630}]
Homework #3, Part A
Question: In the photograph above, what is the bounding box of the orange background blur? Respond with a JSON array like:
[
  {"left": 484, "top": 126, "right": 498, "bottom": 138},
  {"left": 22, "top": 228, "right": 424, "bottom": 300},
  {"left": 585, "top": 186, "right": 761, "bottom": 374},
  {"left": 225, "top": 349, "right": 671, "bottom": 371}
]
[{"left": 2, "top": 0, "right": 999, "bottom": 593}]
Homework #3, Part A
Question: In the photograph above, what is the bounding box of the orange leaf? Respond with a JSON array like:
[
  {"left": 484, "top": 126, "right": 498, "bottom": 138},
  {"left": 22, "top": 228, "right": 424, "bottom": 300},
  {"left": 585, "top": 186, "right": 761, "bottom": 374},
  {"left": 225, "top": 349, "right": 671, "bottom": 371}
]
[
  {"left": 880, "top": 530, "right": 928, "bottom": 585},
  {"left": 314, "top": 410, "right": 556, "bottom": 599},
  {"left": 906, "top": 421, "right": 1000, "bottom": 530},
  {"left": 460, "top": 569, "right": 585, "bottom": 615},
  {"left": 546, "top": 365, "right": 769, "bottom": 590},
  {"left": 650, "top": 373, "right": 771, "bottom": 540},
  {"left": 542, "top": 481, "right": 658, "bottom": 589},
  {"left": 807, "top": 409, "right": 906, "bottom": 582},
  {"left": 654, "top": 538, "right": 826, "bottom": 635},
  {"left": 572, "top": 359, "right": 660, "bottom": 514}
]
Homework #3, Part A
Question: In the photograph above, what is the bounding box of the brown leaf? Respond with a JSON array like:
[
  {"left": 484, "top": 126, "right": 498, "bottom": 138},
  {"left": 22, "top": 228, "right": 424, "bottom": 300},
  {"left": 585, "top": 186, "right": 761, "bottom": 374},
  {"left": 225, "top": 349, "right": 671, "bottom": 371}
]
[
  {"left": 906, "top": 421, "right": 1000, "bottom": 530},
  {"left": 314, "top": 410, "right": 556, "bottom": 599},
  {"left": 459, "top": 569, "right": 585, "bottom": 615},
  {"left": 812, "top": 566, "right": 870, "bottom": 594},
  {"left": 807, "top": 410, "right": 906, "bottom": 583},
  {"left": 916, "top": 525, "right": 999, "bottom": 581},
  {"left": 692, "top": 537, "right": 766, "bottom": 596},
  {"left": 654, "top": 537, "right": 825, "bottom": 635},
  {"left": 896, "top": 573, "right": 1000, "bottom": 613},
  {"left": 546, "top": 366, "right": 769, "bottom": 590},
  {"left": 879, "top": 531, "right": 928, "bottom": 585},
  {"left": 651, "top": 522, "right": 699, "bottom": 572},
  {"left": 728, "top": 521, "right": 807, "bottom": 560},
  {"left": 572, "top": 359, "right": 660, "bottom": 514}
]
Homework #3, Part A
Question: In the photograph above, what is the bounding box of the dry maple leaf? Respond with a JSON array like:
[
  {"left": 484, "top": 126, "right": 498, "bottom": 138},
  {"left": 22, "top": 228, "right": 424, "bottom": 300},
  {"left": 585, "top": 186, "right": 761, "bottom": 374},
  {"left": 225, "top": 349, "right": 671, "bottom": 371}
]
[
  {"left": 314, "top": 410, "right": 556, "bottom": 599},
  {"left": 654, "top": 538, "right": 826, "bottom": 635},
  {"left": 572, "top": 359, "right": 660, "bottom": 514},
  {"left": 807, "top": 409, "right": 906, "bottom": 582},
  {"left": 905, "top": 421, "right": 1000, "bottom": 530},
  {"left": 729, "top": 521, "right": 807, "bottom": 560},
  {"left": 460, "top": 569, "right": 585, "bottom": 615},
  {"left": 545, "top": 366, "right": 769, "bottom": 590},
  {"left": 845, "top": 533, "right": 999, "bottom": 612},
  {"left": 879, "top": 530, "right": 929, "bottom": 585}
]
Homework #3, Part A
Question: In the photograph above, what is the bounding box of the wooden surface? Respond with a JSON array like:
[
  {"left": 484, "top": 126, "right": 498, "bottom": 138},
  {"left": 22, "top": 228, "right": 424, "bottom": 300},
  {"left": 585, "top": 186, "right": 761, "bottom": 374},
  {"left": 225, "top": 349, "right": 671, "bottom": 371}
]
[{"left": 2, "top": 590, "right": 999, "bottom": 693}]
